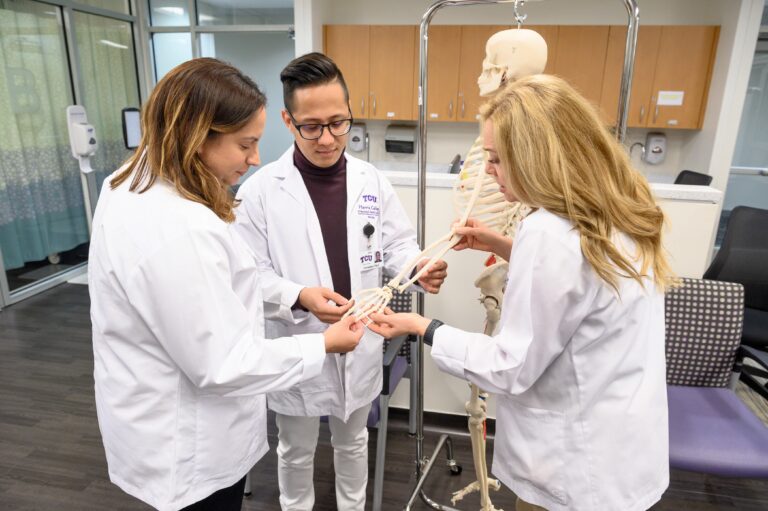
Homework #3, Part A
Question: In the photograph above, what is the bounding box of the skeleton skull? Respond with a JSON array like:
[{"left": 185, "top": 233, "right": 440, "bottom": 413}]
[{"left": 477, "top": 28, "right": 548, "bottom": 97}]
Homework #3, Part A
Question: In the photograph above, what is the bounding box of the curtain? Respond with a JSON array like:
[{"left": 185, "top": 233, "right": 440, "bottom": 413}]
[
  {"left": 0, "top": 1, "right": 138, "bottom": 271},
  {"left": 0, "top": 2, "right": 87, "bottom": 271}
]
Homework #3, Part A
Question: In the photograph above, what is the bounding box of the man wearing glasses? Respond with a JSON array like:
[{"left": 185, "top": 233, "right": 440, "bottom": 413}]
[{"left": 234, "top": 53, "right": 447, "bottom": 511}]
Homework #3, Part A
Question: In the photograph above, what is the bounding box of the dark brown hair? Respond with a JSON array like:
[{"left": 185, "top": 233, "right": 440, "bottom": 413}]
[
  {"left": 111, "top": 58, "right": 266, "bottom": 222},
  {"left": 280, "top": 52, "right": 349, "bottom": 112}
]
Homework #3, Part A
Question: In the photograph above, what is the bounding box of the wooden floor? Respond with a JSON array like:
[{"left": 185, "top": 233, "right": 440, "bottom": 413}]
[{"left": 1, "top": 284, "right": 767, "bottom": 511}]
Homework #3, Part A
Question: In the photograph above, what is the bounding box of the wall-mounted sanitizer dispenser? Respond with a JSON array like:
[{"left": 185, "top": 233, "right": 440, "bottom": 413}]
[
  {"left": 349, "top": 123, "right": 367, "bottom": 153},
  {"left": 384, "top": 125, "right": 416, "bottom": 154},
  {"left": 642, "top": 132, "right": 666, "bottom": 165},
  {"left": 66, "top": 105, "right": 98, "bottom": 232}
]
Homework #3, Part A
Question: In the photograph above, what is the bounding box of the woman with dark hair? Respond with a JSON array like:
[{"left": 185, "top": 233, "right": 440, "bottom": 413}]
[{"left": 89, "top": 58, "right": 363, "bottom": 511}]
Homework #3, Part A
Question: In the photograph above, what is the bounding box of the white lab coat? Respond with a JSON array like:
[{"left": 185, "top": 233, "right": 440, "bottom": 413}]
[
  {"left": 89, "top": 170, "right": 326, "bottom": 511},
  {"left": 234, "top": 147, "right": 420, "bottom": 420},
  {"left": 432, "top": 209, "right": 669, "bottom": 511}
]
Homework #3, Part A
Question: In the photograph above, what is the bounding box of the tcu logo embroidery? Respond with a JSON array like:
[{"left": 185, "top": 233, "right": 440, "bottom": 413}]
[
  {"left": 362, "top": 194, "right": 378, "bottom": 203},
  {"left": 360, "top": 254, "right": 374, "bottom": 263}
]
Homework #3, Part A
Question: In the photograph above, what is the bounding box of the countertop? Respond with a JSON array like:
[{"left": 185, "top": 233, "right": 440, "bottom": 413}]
[{"left": 380, "top": 169, "right": 723, "bottom": 204}]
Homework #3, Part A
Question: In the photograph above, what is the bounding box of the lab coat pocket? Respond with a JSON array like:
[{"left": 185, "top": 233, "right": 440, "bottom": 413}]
[{"left": 495, "top": 400, "right": 568, "bottom": 505}]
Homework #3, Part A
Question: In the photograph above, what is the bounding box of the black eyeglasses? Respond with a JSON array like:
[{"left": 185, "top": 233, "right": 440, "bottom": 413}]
[{"left": 287, "top": 110, "right": 354, "bottom": 140}]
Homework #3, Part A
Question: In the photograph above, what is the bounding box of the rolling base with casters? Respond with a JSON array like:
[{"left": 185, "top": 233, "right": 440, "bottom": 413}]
[{"left": 404, "top": 434, "right": 463, "bottom": 511}]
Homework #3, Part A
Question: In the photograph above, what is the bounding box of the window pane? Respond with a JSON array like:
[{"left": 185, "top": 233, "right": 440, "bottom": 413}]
[
  {"left": 152, "top": 32, "right": 192, "bottom": 81},
  {"left": 0, "top": 0, "right": 87, "bottom": 288},
  {"left": 199, "top": 31, "right": 295, "bottom": 177},
  {"left": 149, "top": 0, "right": 190, "bottom": 27},
  {"left": 73, "top": 12, "right": 140, "bottom": 192},
  {"left": 196, "top": 0, "right": 293, "bottom": 26},
  {"left": 75, "top": 0, "right": 130, "bottom": 16}
]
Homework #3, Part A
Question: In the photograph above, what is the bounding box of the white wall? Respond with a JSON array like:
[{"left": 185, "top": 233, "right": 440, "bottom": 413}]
[{"left": 203, "top": 31, "right": 296, "bottom": 175}]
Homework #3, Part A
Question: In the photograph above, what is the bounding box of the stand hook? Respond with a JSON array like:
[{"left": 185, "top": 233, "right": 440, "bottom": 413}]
[{"left": 514, "top": 0, "right": 527, "bottom": 29}]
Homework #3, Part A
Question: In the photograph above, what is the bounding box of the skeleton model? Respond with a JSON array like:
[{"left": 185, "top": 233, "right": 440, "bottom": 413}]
[{"left": 448, "top": 26, "right": 547, "bottom": 511}]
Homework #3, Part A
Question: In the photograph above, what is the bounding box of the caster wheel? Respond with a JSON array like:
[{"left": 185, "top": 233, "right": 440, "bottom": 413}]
[
  {"left": 449, "top": 463, "right": 462, "bottom": 476},
  {"left": 244, "top": 491, "right": 252, "bottom": 498},
  {"left": 48, "top": 253, "right": 61, "bottom": 265}
]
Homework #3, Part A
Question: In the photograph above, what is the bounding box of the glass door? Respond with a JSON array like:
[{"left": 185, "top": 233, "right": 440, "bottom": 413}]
[
  {"left": 0, "top": 0, "right": 141, "bottom": 308},
  {"left": 0, "top": 0, "right": 84, "bottom": 304},
  {"left": 719, "top": 33, "right": 768, "bottom": 246}
]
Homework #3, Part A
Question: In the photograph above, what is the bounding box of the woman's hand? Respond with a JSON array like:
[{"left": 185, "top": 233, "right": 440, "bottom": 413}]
[
  {"left": 453, "top": 218, "right": 512, "bottom": 261},
  {"left": 323, "top": 315, "right": 364, "bottom": 353},
  {"left": 366, "top": 312, "right": 431, "bottom": 339}
]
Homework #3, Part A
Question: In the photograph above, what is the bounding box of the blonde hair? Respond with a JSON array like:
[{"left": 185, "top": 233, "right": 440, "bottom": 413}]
[
  {"left": 480, "top": 74, "right": 674, "bottom": 291},
  {"left": 111, "top": 58, "right": 266, "bottom": 223}
]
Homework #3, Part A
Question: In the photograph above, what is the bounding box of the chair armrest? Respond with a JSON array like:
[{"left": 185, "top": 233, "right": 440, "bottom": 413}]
[
  {"left": 383, "top": 334, "right": 409, "bottom": 368},
  {"left": 740, "top": 345, "right": 768, "bottom": 372}
]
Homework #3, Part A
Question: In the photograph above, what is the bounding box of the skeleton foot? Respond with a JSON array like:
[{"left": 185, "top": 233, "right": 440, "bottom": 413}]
[{"left": 450, "top": 478, "right": 502, "bottom": 506}]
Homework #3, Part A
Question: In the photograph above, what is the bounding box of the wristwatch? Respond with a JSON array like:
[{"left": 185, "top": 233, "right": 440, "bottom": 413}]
[{"left": 423, "top": 319, "right": 445, "bottom": 346}]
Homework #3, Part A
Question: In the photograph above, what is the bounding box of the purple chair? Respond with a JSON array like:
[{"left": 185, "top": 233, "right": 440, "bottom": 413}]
[{"left": 665, "top": 278, "right": 768, "bottom": 478}]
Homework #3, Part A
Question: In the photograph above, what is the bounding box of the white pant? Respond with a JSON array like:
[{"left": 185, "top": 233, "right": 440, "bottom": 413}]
[{"left": 276, "top": 403, "right": 371, "bottom": 511}]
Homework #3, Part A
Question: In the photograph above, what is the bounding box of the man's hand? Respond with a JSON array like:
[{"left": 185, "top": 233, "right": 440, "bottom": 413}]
[
  {"left": 298, "top": 287, "right": 353, "bottom": 324},
  {"left": 416, "top": 259, "right": 448, "bottom": 294}
]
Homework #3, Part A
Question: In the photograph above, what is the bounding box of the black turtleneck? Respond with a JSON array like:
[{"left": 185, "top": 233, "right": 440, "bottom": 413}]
[{"left": 293, "top": 144, "right": 351, "bottom": 300}]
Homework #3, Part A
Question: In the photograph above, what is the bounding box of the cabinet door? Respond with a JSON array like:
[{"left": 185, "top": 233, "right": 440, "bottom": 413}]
[
  {"left": 526, "top": 25, "right": 559, "bottom": 75},
  {"left": 369, "top": 25, "right": 416, "bottom": 121},
  {"left": 553, "top": 26, "right": 610, "bottom": 107},
  {"left": 648, "top": 26, "right": 719, "bottom": 130},
  {"left": 415, "top": 25, "right": 462, "bottom": 122},
  {"left": 456, "top": 25, "right": 509, "bottom": 122},
  {"left": 599, "top": 25, "right": 661, "bottom": 127},
  {"left": 324, "top": 25, "right": 370, "bottom": 119}
]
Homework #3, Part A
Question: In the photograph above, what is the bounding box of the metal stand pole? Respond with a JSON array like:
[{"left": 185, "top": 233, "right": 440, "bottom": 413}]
[{"left": 407, "top": 1, "right": 638, "bottom": 509}]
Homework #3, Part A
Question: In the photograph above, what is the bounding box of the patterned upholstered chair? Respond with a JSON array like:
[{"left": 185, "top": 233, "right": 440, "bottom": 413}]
[{"left": 665, "top": 278, "right": 768, "bottom": 478}]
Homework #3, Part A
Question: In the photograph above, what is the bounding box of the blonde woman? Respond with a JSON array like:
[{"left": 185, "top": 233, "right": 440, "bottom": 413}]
[
  {"left": 89, "top": 58, "right": 363, "bottom": 511},
  {"left": 369, "top": 74, "right": 673, "bottom": 511}
]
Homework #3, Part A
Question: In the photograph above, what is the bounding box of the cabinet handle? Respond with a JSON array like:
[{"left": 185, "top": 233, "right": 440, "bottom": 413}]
[
  {"left": 372, "top": 94, "right": 377, "bottom": 116},
  {"left": 361, "top": 98, "right": 365, "bottom": 116},
  {"left": 449, "top": 100, "right": 453, "bottom": 118},
  {"left": 461, "top": 99, "right": 466, "bottom": 119},
  {"left": 652, "top": 96, "right": 659, "bottom": 123},
  {"left": 639, "top": 105, "right": 645, "bottom": 123}
]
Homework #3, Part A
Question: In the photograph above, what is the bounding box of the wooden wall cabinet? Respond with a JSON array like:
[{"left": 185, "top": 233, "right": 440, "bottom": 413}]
[
  {"left": 600, "top": 25, "right": 662, "bottom": 127},
  {"left": 412, "top": 25, "right": 463, "bottom": 122},
  {"left": 325, "top": 25, "right": 416, "bottom": 121},
  {"left": 600, "top": 25, "right": 718, "bottom": 130},
  {"left": 647, "top": 26, "right": 719, "bottom": 130},
  {"left": 324, "top": 25, "right": 370, "bottom": 118},
  {"left": 325, "top": 24, "right": 719, "bottom": 130},
  {"left": 552, "top": 25, "right": 611, "bottom": 107},
  {"left": 369, "top": 25, "right": 416, "bottom": 121}
]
